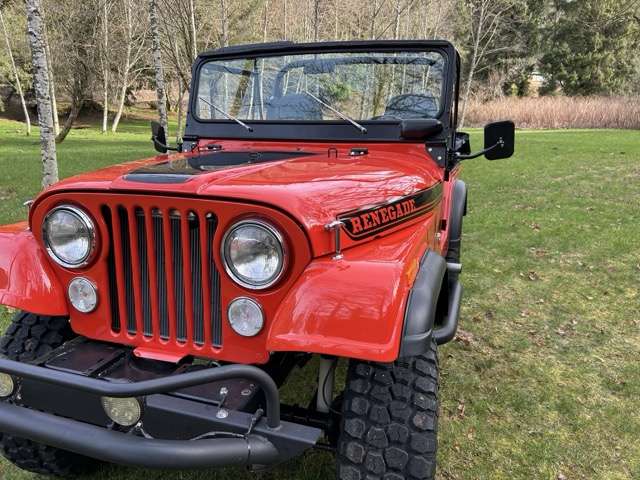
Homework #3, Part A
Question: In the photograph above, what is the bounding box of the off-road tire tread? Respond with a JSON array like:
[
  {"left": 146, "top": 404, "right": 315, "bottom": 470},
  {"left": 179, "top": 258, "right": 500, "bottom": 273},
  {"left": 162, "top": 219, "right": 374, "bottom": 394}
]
[
  {"left": 0, "top": 311, "right": 97, "bottom": 476},
  {"left": 337, "top": 338, "right": 438, "bottom": 480}
]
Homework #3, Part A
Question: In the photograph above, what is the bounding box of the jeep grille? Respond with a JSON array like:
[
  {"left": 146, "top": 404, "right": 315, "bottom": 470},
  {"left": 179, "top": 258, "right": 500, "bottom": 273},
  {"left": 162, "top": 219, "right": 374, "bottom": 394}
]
[{"left": 101, "top": 205, "right": 223, "bottom": 347}]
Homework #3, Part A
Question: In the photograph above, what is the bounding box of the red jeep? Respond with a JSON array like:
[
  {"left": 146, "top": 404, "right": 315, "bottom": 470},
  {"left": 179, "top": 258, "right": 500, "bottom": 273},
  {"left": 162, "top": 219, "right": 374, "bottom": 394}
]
[{"left": 0, "top": 40, "right": 514, "bottom": 479}]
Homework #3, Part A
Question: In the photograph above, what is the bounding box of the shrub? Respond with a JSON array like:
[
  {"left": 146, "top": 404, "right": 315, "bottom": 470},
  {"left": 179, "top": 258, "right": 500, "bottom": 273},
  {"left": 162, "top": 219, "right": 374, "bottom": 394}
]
[{"left": 464, "top": 96, "right": 640, "bottom": 129}]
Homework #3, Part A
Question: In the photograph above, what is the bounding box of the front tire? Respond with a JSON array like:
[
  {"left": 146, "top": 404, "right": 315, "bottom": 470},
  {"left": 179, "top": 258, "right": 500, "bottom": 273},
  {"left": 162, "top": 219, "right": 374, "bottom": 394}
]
[
  {"left": 0, "top": 311, "right": 99, "bottom": 477},
  {"left": 337, "top": 338, "right": 439, "bottom": 480}
]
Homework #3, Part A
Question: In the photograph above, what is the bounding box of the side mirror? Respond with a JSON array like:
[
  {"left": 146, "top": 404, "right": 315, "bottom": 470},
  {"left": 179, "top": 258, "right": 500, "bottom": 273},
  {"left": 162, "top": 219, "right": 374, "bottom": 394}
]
[
  {"left": 455, "top": 120, "right": 515, "bottom": 161},
  {"left": 150, "top": 121, "right": 178, "bottom": 153},
  {"left": 484, "top": 120, "right": 515, "bottom": 160}
]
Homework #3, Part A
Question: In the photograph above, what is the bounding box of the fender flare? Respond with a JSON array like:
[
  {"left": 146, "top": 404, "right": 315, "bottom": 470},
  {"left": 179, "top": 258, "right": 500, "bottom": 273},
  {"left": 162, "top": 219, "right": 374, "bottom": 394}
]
[
  {"left": 0, "top": 223, "right": 68, "bottom": 316},
  {"left": 398, "top": 250, "right": 446, "bottom": 358},
  {"left": 446, "top": 179, "right": 467, "bottom": 262}
]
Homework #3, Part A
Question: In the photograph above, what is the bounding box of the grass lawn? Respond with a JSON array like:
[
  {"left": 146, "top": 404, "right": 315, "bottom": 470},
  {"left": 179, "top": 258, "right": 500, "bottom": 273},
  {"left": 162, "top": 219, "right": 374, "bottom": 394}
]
[{"left": 0, "top": 117, "right": 639, "bottom": 479}]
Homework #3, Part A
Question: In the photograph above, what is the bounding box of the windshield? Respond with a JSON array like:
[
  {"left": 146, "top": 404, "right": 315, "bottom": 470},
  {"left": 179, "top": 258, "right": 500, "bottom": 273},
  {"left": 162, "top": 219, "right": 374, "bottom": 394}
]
[{"left": 195, "top": 51, "right": 446, "bottom": 123}]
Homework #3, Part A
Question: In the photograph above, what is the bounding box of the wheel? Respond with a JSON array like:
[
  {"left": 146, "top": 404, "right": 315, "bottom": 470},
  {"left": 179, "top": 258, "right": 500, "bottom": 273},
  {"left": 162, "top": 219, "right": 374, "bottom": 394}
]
[
  {"left": 0, "top": 311, "right": 99, "bottom": 477},
  {"left": 336, "top": 338, "right": 439, "bottom": 480}
]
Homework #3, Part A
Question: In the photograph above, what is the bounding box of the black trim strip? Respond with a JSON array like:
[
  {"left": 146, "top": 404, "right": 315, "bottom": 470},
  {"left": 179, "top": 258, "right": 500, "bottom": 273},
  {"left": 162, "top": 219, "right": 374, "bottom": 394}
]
[{"left": 338, "top": 182, "right": 443, "bottom": 240}]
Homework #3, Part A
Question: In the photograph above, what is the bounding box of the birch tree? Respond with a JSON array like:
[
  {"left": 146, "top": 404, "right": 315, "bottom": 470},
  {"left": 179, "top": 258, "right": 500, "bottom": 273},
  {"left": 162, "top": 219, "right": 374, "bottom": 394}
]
[
  {"left": 111, "top": 0, "right": 148, "bottom": 132},
  {"left": 100, "top": 0, "right": 111, "bottom": 133},
  {"left": 0, "top": 7, "right": 30, "bottom": 135},
  {"left": 42, "top": 18, "right": 59, "bottom": 136},
  {"left": 188, "top": 0, "right": 197, "bottom": 60},
  {"left": 150, "top": 0, "right": 168, "bottom": 134},
  {"left": 26, "top": 0, "right": 57, "bottom": 187},
  {"left": 459, "top": 0, "right": 515, "bottom": 127}
]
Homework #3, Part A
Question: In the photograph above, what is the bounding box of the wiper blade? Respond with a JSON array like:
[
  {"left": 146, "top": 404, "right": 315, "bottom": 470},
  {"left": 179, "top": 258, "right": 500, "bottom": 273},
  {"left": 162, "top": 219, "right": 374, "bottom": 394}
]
[
  {"left": 198, "top": 96, "right": 253, "bottom": 132},
  {"left": 302, "top": 90, "right": 367, "bottom": 134}
]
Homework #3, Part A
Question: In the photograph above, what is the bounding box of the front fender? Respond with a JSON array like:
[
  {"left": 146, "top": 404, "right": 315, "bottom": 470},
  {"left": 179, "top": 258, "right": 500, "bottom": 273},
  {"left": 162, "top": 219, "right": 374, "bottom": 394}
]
[
  {"left": 0, "top": 223, "right": 68, "bottom": 316},
  {"left": 267, "top": 218, "right": 440, "bottom": 362}
]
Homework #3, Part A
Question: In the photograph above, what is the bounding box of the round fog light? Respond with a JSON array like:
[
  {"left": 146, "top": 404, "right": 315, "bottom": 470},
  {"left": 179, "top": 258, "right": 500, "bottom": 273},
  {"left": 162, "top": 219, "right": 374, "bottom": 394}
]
[
  {"left": 101, "top": 397, "right": 141, "bottom": 427},
  {"left": 68, "top": 277, "right": 98, "bottom": 313},
  {"left": 0, "top": 373, "right": 15, "bottom": 398},
  {"left": 228, "top": 298, "right": 264, "bottom": 337}
]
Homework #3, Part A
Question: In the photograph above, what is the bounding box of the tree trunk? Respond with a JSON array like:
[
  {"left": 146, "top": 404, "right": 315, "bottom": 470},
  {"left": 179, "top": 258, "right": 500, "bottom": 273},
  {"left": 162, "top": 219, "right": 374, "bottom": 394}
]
[
  {"left": 55, "top": 93, "right": 82, "bottom": 143},
  {"left": 149, "top": 0, "right": 169, "bottom": 134},
  {"left": 26, "top": 0, "right": 58, "bottom": 188},
  {"left": 460, "top": 3, "right": 485, "bottom": 128},
  {"left": 101, "top": 0, "right": 109, "bottom": 134},
  {"left": 262, "top": 0, "right": 269, "bottom": 42},
  {"left": 111, "top": 69, "right": 129, "bottom": 133},
  {"left": 283, "top": 0, "right": 287, "bottom": 40},
  {"left": 188, "top": 0, "right": 197, "bottom": 59},
  {"left": 176, "top": 78, "right": 185, "bottom": 143},
  {"left": 388, "top": 0, "right": 401, "bottom": 100},
  {"left": 0, "top": 9, "right": 31, "bottom": 136},
  {"left": 42, "top": 18, "right": 59, "bottom": 136},
  {"left": 111, "top": 0, "right": 133, "bottom": 133},
  {"left": 220, "top": 0, "right": 228, "bottom": 47},
  {"left": 313, "top": 0, "right": 319, "bottom": 41}
]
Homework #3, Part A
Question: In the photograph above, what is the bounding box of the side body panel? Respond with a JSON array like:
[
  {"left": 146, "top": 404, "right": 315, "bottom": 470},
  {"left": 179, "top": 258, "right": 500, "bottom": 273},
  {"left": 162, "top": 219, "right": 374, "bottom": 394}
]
[
  {"left": 0, "top": 223, "right": 68, "bottom": 316},
  {"left": 268, "top": 210, "right": 441, "bottom": 362}
]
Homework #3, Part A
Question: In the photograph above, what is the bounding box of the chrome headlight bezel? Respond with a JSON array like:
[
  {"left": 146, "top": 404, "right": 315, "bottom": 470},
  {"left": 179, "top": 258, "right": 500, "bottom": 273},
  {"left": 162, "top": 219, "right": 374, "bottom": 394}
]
[
  {"left": 42, "top": 205, "right": 97, "bottom": 269},
  {"left": 221, "top": 219, "right": 286, "bottom": 290}
]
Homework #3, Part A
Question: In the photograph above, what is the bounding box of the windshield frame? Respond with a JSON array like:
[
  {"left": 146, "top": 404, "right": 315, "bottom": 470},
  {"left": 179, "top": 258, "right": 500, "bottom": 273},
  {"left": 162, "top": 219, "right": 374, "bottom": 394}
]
[{"left": 185, "top": 40, "right": 457, "bottom": 143}]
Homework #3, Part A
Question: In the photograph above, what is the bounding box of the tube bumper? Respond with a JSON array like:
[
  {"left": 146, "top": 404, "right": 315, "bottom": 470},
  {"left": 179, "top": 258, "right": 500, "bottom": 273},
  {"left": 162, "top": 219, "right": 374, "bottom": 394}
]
[
  {"left": 0, "top": 354, "right": 322, "bottom": 469},
  {"left": 0, "top": 401, "right": 279, "bottom": 469}
]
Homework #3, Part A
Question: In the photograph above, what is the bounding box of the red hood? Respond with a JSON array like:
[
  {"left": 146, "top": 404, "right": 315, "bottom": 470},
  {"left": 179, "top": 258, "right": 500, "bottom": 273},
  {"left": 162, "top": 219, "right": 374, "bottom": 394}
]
[{"left": 36, "top": 140, "right": 443, "bottom": 255}]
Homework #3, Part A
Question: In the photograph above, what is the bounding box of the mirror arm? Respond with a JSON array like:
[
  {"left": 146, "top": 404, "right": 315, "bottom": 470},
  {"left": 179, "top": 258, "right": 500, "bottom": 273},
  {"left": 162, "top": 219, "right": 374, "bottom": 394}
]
[
  {"left": 455, "top": 138, "right": 504, "bottom": 161},
  {"left": 151, "top": 136, "right": 179, "bottom": 152}
]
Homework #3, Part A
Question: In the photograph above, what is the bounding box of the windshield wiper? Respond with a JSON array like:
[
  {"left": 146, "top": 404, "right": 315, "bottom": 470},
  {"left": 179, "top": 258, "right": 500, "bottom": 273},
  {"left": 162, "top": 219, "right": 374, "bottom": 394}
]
[
  {"left": 198, "top": 96, "right": 253, "bottom": 132},
  {"left": 302, "top": 90, "right": 367, "bottom": 134}
]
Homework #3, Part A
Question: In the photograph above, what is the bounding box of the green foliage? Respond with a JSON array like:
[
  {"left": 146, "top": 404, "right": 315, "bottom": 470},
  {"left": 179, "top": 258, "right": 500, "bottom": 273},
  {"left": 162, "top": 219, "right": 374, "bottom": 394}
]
[
  {"left": 540, "top": 0, "right": 640, "bottom": 95},
  {"left": 0, "top": 1, "right": 32, "bottom": 97},
  {"left": 321, "top": 79, "right": 351, "bottom": 103},
  {"left": 456, "top": 0, "right": 547, "bottom": 97}
]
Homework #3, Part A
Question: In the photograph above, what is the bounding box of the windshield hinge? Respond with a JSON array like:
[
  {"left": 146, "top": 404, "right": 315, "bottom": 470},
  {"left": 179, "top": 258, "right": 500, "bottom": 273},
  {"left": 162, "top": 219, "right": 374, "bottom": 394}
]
[{"left": 325, "top": 220, "right": 345, "bottom": 260}]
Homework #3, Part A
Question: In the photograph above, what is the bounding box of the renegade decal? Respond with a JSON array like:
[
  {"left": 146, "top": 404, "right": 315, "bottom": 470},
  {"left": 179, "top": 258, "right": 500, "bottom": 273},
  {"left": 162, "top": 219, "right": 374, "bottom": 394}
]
[{"left": 338, "top": 183, "right": 443, "bottom": 240}]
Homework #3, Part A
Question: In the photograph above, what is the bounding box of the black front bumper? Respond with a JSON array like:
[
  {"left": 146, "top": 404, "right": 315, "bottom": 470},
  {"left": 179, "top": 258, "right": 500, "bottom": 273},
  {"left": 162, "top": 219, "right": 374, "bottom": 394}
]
[{"left": 0, "top": 343, "right": 321, "bottom": 469}]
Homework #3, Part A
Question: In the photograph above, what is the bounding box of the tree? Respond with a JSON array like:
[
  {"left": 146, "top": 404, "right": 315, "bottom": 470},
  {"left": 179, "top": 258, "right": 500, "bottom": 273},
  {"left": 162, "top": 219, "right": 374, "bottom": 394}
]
[
  {"left": 149, "top": 0, "right": 168, "bottom": 135},
  {"left": 42, "top": 16, "right": 59, "bottom": 135},
  {"left": 51, "top": 0, "right": 99, "bottom": 143},
  {"left": 111, "top": 0, "right": 149, "bottom": 132},
  {"left": 458, "top": 0, "right": 517, "bottom": 127},
  {"left": 540, "top": 0, "right": 640, "bottom": 95},
  {"left": 26, "top": 0, "right": 57, "bottom": 187},
  {"left": 0, "top": 6, "right": 30, "bottom": 135},
  {"left": 99, "top": 0, "right": 111, "bottom": 133}
]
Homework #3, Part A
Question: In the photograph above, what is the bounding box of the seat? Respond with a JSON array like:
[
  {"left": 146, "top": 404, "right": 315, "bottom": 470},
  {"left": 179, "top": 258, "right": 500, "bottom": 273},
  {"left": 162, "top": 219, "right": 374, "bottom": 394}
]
[
  {"left": 266, "top": 93, "right": 323, "bottom": 120},
  {"left": 383, "top": 94, "right": 439, "bottom": 119}
]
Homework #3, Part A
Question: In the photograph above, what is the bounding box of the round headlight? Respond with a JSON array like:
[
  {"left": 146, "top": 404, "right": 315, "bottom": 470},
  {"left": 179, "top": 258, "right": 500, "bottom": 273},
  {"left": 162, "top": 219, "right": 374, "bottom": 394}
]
[
  {"left": 68, "top": 277, "right": 98, "bottom": 313},
  {"left": 43, "top": 206, "right": 96, "bottom": 268},
  {"left": 101, "top": 397, "right": 142, "bottom": 427},
  {"left": 228, "top": 297, "right": 264, "bottom": 337},
  {"left": 222, "top": 220, "right": 285, "bottom": 289},
  {"left": 0, "top": 373, "right": 15, "bottom": 398}
]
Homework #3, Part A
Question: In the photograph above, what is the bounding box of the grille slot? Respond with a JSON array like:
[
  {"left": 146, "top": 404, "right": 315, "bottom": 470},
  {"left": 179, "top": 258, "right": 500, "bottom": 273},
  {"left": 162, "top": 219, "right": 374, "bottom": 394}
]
[
  {"left": 105, "top": 206, "right": 222, "bottom": 347},
  {"left": 207, "top": 215, "right": 223, "bottom": 347}
]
